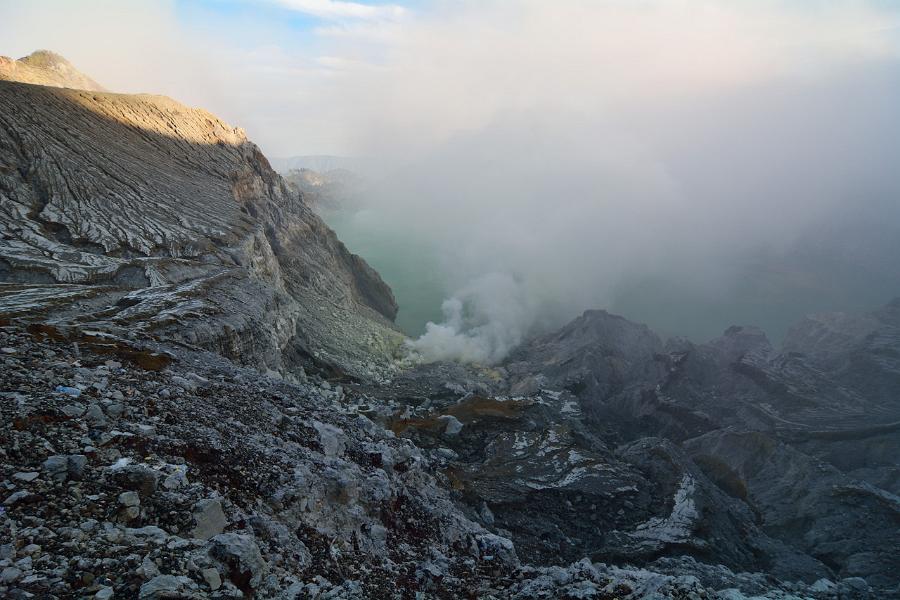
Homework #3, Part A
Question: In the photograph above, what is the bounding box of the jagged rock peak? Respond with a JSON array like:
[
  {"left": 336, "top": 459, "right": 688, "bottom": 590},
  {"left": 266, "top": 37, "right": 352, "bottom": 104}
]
[{"left": 0, "top": 49, "right": 106, "bottom": 91}]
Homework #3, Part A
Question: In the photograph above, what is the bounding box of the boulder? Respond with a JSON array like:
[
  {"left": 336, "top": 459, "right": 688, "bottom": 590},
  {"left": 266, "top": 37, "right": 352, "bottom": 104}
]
[{"left": 208, "top": 533, "right": 268, "bottom": 591}]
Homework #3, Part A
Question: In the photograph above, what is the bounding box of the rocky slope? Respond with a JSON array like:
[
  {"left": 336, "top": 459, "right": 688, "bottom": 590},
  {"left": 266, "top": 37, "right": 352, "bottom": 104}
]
[
  {"left": 427, "top": 305, "right": 900, "bottom": 592},
  {"left": 343, "top": 303, "right": 899, "bottom": 597},
  {"left": 1, "top": 319, "right": 882, "bottom": 600},
  {"left": 0, "top": 53, "right": 897, "bottom": 599},
  {"left": 0, "top": 56, "right": 402, "bottom": 381}
]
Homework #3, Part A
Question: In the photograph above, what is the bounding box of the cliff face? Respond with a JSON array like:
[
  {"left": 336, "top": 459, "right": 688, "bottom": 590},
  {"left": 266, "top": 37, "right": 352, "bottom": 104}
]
[{"left": 0, "top": 75, "right": 400, "bottom": 379}]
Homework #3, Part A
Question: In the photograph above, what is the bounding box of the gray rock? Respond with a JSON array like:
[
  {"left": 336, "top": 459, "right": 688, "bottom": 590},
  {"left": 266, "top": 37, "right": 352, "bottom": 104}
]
[
  {"left": 208, "top": 533, "right": 267, "bottom": 590},
  {"left": 162, "top": 468, "right": 188, "bottom": 490},
  {"left": 138, "top": 575, "right": 198, "bottom": 599},
  {"left": 109, "top": 464, "right": 159, "bottom": 497},
  {"left": 438, "top": 414, "right": 463, "bottom": 436},
  {"left": 841, "top": 577, "right": 872, "bottom": 593},
  {"left": 185, "top": 372, "right": 209, "bottom": 389},
  {"left": 135, "top": 424, "right": 156, "bottom": 436},
  {"left": 80, "top": 519, "right": 99, "bottom": 532},
  {"left": 200, "top": 567, "right": 221, "bottom": 591},
  {"left": 94, "top": 586, "right": 114, "bottom": 600},
  {"left": 312, "top": 421, "right": 346, "bottom": 457},
  {"left": 479, "top": 502, "right": 495, "bottom": 526},
  {"left": 169, "top": 375, "right": 195, "bottom": 392},
  {"left": 42, "top": 455, "right": 69, "bottom": 481},
  {"left": 67, "top": 454, "right": 88, "bottom": 479},
  {"left": 84, "top": 403, "right": 107, "bottom": 426},
  {"left": 191, "top": 498, "right": 227, "bottom": 540},
  {"left": 118, "top": 491, "right": 140, "bottom": 507},
  {"left": 124, "top": 526, "right": 168, "bottom": 545},
  {"left": 138, "top": 555, "right": 160, "bottom": 579},
  {"left": 60, "top": 404, "right": 85, "bottom": 417},
  {"left": 0, "top": 566, "right": 22, "bottom": 584},
  {"left": 12, "top": 472, "right": 39, "bottom": 482},
  {"left": 476, "top": 533, "right": 518, "bottom": 566},
  {"left": 810, "top": 578, "right": 836, "bottom": 592}
]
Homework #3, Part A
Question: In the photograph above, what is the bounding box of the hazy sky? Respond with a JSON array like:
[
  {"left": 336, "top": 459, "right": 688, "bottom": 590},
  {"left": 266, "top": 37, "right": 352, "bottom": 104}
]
[
  {"left": 3, "top": 0, "right": 898, "bottom": 157},
  {"left": 4, "top": 0, "right": 900, "bottom": 361}
]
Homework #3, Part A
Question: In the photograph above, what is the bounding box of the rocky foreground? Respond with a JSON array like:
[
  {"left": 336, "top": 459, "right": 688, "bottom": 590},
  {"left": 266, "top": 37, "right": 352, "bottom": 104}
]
[
  {"left": 1, "top": 322, "right": 886, "bottom": 599},
  {"left": 1, "top": 52, "right": 898, "bottom": 599}
]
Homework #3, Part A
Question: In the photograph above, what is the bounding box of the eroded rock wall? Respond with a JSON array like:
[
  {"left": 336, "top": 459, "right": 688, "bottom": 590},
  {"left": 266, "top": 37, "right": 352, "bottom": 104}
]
[{"left": 0, "top": 79, "right": 401, "bottom": 379}]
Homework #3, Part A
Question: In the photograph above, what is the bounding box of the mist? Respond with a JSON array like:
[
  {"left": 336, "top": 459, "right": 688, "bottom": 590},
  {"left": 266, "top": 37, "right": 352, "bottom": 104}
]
[
  {"left": 320, "top": 1, "right": 900, "bottom": 362},
  {"left": 5, "top": 0, "right": 900, "bottom": 363}
]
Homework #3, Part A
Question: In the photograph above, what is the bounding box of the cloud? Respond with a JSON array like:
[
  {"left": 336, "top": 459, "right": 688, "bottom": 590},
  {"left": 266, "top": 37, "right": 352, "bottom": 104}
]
[
  {"left": 319, "top": 1, "right": 900, "bottom": 157},
  {"left": 268, "top": 0, "right": 405, "bottom": 21}
]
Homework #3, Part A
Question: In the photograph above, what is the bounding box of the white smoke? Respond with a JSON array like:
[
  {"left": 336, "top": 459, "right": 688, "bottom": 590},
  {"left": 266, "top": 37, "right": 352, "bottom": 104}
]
[{"left": 406, "top": 273, "right": 537, "bottom": 364}]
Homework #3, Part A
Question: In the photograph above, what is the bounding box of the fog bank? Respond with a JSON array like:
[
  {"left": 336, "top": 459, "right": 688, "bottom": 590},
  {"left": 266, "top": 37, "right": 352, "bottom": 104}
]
[
  {"left": 324, "top": 2, "right": 900, "bottom": 362},
  {"left": 5, "top": 0, "right": 900, "bottom": 362}
]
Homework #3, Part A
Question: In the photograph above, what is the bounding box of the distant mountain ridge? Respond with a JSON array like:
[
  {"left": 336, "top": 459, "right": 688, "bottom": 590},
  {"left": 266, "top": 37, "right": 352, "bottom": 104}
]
[
  {"left": 269, "top": 154, "right": 366, "bottom": 174},
  {"left": 0, "top": 49, "right": 105, "bottom": 91}
]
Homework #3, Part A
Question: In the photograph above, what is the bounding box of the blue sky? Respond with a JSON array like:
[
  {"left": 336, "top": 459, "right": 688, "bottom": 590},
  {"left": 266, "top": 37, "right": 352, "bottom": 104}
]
[
  {"left": 166, "top": 0, "right": 425, "bottom": 85},
  {"left": 176, "top": 0, "right": 345, "bottom": 34},
  {"left": 173, "top": 0, "right": 420, "bottom": 36}
]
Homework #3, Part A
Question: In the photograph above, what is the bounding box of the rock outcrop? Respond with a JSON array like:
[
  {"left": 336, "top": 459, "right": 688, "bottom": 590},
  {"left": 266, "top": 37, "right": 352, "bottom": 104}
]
[
  {"left": 0, "top": 69, "right": 401, "bottom": 380},
  {"left": 1, "top": 317, "right": 882, "bottom": 599},
  {"left": 502, "top": 307, "right": 900, "bottom": 591},
  {"left": 353, "top": 301, "right": 900, "bottom": 596}
]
